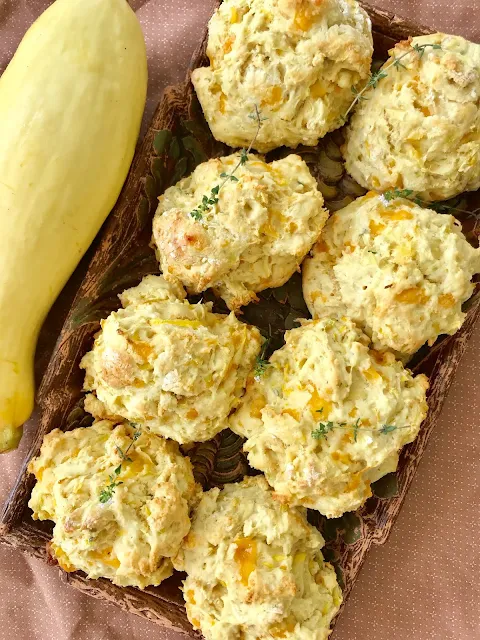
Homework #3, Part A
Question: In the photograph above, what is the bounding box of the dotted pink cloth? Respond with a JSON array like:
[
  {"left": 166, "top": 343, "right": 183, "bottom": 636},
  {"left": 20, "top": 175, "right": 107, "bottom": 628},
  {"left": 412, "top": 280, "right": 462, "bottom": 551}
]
[{"left": 0, "top": 2, "right": 478, "bottom": 639}]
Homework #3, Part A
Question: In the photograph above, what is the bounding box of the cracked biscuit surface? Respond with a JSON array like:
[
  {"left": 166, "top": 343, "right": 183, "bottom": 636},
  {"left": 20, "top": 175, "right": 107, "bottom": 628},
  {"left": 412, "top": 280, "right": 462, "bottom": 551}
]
[
  {"left": 174, "top": 476, "right": 342, "bottom": 640},
  {"left": 229, "top": 318, "right": 429, "bottom": 518},
  {"left": 343, "top": 33, "right": 480, "bottom": 201},
  {"left": 80, "top": 275, "right": 262, "bottom": 444},
  {"left": 302, "top": 192, "right": 480, "bottom": 359},
  {"left": 28, "top": 420, "right": 201, "bottom": 588},
  {"left": 192, "top": 0, "right": 373, "bottom": 152},
  {"left": 153, "top": 153, "right": 327, "bottom": 310}
]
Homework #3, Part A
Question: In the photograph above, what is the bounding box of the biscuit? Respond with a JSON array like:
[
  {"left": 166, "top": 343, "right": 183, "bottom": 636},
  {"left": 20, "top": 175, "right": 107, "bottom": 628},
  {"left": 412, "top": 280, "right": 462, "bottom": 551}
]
[
  {"left": 229, "top": 318, "right": 429, "bottom": 518},
  {"left": 192, "top": 0, "right": 373, "bottom": 152},
  {"left": 28, "top": 420, "right": 200, "bottom": 588},
  {"left": 303, "top": 192, "right": 480, "bottom": 358},
  {"left": 174, "top": 476, "right": 342, "bottom": 640},
  {"left": 343, "top": 33, "right": 480, "bottom": 201},
  {"left": 153, "top": 153, "right": 327, "bottom": 310},
  {"left": 80, "top": 275, "right": 262, "bottom": 444}
]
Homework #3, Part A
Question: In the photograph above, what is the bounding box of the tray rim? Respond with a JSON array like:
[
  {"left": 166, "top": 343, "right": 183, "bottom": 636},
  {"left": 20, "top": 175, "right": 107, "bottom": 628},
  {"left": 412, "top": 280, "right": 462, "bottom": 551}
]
[{"left": 1, "top": 2, "right": 479, "bottom": 638}]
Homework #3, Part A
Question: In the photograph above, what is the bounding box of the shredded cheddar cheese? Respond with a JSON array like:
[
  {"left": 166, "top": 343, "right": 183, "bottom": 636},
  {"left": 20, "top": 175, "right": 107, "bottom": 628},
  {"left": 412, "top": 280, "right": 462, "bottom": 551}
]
[{"left": 234, "top": 538, "right": 258, "bottom": 586}]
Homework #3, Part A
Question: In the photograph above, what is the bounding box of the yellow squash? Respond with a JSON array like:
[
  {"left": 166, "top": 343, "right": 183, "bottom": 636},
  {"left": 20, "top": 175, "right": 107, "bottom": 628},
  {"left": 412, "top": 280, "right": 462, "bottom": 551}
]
[{"left": 0, "top": 0, "right": 148, "bottom": 451}]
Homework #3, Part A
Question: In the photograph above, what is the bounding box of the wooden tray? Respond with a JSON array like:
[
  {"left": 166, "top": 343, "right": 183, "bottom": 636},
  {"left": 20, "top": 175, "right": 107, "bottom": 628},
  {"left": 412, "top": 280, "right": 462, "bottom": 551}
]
[{"left": 1, "top": 2, "right": 479, "bottom": 637}]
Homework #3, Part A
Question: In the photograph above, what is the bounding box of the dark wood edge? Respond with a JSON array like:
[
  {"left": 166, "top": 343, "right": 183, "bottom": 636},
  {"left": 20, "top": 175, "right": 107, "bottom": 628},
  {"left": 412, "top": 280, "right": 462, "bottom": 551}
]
[
  {"left": 61, "top": 575, "right": 198, "bottom": 637},
  {"left": 359, "top": 1, "right": 434, "bottom": 38}
]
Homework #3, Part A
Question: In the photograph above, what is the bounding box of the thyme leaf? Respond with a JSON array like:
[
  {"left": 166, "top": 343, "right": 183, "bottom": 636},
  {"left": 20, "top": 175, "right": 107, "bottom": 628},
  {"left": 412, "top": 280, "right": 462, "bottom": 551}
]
[
  {"left": 99, "top": 428, "right": 142, "bottom": 503},
  {"left": 311, "top": 421, "right": 410, "bottom": 441},
  {"left": 99, "top": 474, "right": 123, "bottom": 504},
  {"left": 115, "top": 446, "right": 132, "bottom": 463},
  {"left": 383, "top": 188, "right": 414, "bottom": 201},
  {"left": 343, "top": 43, "right": 442, "bottom": 122},
  {"left": 253, "top": 356, "right": 269, "bottom": 379},
  {"left": 383, "top": 188, "right": 480, "bottom": 219},
  {"left": 189, "top": 104, "right": 265, "bottom": 220},
  {"left": 353, "top": 418, "right": 361, "bottom": 443},
  {"left": 380, "top": 424, "right": 397, "bottom": 434},
  {"left": 253, "top": 337, "right": 271, "bottom": 380},
  {"left": 312, "top": 422, "right": 334, "bottom": 439}
]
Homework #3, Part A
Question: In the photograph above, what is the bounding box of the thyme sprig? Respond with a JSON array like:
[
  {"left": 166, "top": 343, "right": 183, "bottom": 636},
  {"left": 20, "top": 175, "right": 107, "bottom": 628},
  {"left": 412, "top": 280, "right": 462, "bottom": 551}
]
[
  {"left": 383, "top": 188, "right": 480, "bottom": 219},
  {"left": 99, "top": 428, "right": 141, "bottom": 503},
  {"left": 353, "top": 418, "right": 361, "bottom": 443},
  {"left": 311, "top": 417, "right": 408, "bottom": 441},
  {"left": 343, "top": 42, "right": 442, "bottom": 122},
  {"left": 253, "top": 338, "right": 271, "bottom": 380},
  {"left": 99, "top": 466, "right": 123, "bottom": 504},
  {"left": 189, "top": 105, "right": 265, "bottom": 221},
  {"left": 253, "top": 355, "right": 270, "bottom": 379}
]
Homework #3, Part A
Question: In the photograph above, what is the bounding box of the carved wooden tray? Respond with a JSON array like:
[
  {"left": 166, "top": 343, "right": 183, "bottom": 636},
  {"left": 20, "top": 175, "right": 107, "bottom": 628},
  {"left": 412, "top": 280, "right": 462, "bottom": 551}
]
[{"left": 1, "top": 2, "right": 479, "bottom": 637}]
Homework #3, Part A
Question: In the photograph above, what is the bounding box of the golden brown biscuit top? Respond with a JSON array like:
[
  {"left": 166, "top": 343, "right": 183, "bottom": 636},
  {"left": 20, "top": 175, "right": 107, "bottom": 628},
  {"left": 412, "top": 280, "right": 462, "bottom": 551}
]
[
  {"left": 28, "top": 420, "right": 200, "bottom": 588},
  {"left": 153, "top": 153, "right": 327, "bottom": 309},
  {"left": 303, "top": 191, "right": 480, "bottom": 358},
  {"left": 229, "top": 318, "right": 429, "bottom": 518},
  {"left": 192, "top": 0, "right": 373, "bottom": 151},
  {"left": 344, "top": 33, "right": 480, "bottom": 200},
  {"left": 81, "top": 275, "right": 262, "bottom": 443},
  {"left": 174, "top": 476, "right": 342, "bottom": 640}
]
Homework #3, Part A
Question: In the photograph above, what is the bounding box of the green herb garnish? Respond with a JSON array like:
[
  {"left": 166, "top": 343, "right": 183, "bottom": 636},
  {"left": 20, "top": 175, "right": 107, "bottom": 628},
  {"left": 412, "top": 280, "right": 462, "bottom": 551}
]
[
  {"left": 353, "top": 418, "right": 361, "bottom": 443},
  {"left": 383, "top": 188, "right": 480, "bottom": 218},
  {"left": 189, "top": 105, "right": 265, "bottom": 221},
  {"left": 383, "top": 188, "right": 415, "bottom": 202},
  {"left": 253, "top": 335, "right": 272, "bottom": 379},
  {"left": 99, "top": 428, "right": 141, "bottom": 503},
  {"left": 253, "top": 355, "right": 269, "bottom": 379},
  {"left": 311, "top": 421, "right": 409, "bottom": 441},
  {"left": 343, "top": 43, "right": 442, "bottom": 122},
  {"left": 99, "top": 465, "right": 123, "bottom": 504},
  {"left": 312, "top": 422, "right": 334, "bottom": 440},
  {"left": 380, "top": 424, "right": 397, "bottom": 434}
]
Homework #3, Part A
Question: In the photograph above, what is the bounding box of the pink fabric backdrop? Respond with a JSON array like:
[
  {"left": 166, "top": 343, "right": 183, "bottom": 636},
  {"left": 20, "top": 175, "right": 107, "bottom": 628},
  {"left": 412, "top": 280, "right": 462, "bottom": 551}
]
[{"left": 0, "top": 2, "right": 478, "bottom": 639}]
